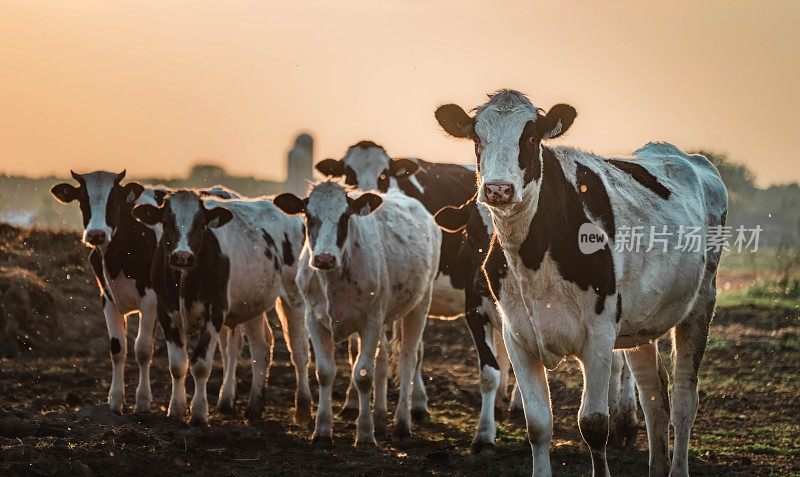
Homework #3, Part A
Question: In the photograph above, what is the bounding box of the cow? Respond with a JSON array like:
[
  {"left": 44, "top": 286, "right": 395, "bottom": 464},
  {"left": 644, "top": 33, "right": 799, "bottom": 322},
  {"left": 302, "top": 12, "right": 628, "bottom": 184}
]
[
  {"left": 51, "top": 170, "right": 167, "bottom": 414},
  {"left": 434, "top": 89, "right": 727, "bottom": 476},
  {"left": 435, "top": 198, "right": 639, "bottom": 453},
  {"left": 131, "top": 190, "right": 311, "bottom": 425},
  {"left": 315, "top": 140, "right": 513, "bottom": 436},
  {"left": 273, "top": 180, "right": 441, "bottom": 446}
]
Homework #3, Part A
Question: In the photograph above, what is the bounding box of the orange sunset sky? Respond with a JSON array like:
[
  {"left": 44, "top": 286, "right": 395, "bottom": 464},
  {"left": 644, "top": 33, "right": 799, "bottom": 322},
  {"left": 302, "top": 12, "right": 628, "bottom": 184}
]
[{"left": 0, "top": 1, "right": 798, "bottom": 187}]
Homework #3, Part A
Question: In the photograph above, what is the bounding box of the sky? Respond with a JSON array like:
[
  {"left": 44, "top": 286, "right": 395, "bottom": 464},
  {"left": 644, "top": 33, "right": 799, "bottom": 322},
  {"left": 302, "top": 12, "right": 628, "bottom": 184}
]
[{"left": 0, "top": 1, "right": 798, "bottom": 187}]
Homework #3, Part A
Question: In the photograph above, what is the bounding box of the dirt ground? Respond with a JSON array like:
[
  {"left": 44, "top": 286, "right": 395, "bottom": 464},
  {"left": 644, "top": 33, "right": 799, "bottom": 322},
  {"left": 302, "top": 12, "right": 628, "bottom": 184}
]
[{"left": 1, "top": 226, "right": 799, "bottom": 476}]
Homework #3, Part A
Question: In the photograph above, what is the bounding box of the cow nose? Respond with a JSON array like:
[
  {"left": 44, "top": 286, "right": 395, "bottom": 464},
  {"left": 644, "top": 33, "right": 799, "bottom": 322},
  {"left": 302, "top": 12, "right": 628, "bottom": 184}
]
[
  {"left": 313, "top": 252, "right": 336, "bottom": 270},
  {"left": 85, "top": 229, "right": 108, "bottom": 246},
  {"left": 483, "top": 182, "right": 515, "bottom": 205},
  {"left": 170, "top": 251, "right": 195, "bottom": 269}
]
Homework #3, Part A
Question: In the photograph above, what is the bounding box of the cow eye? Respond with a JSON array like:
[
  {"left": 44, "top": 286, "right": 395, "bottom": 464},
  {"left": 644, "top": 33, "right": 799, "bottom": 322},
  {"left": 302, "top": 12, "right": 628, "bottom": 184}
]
[{"left": 527, "top": 136, "right": 536, "bottom": 146}]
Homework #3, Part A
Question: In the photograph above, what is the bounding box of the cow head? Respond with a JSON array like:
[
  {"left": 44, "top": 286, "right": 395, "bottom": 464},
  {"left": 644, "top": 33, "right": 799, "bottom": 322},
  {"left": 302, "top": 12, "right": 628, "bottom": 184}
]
[
  {"left": 435, "top": 90, "right": 576, "bottom": 210},
  {"left": 274, "top": 180, "right": 382, "bottom": 271},
  {"left": 132, "top": 190, "right": 233, "bottom": 271},
  {"left": 315, "top": 140, "right": 419, "bottom": 192},
  {"left": 50, "top": 170, "right": 144, "bottom": 248}
]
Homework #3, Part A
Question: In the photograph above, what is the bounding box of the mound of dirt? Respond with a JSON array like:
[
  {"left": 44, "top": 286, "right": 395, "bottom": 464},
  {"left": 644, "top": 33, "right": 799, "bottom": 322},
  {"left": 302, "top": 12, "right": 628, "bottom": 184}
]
[
  {"left": 0, "top": 266, "right": 58, "bottom": 356},
  {"left": 0, "top": 223, "right": 107, "bottom": 357}
]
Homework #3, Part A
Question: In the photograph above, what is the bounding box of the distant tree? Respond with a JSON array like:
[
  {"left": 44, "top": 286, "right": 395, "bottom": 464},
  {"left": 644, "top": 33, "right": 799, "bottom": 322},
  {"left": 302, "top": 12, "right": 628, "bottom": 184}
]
[{"left": 188, "top": 163, "right": 227, "bottom": 185}]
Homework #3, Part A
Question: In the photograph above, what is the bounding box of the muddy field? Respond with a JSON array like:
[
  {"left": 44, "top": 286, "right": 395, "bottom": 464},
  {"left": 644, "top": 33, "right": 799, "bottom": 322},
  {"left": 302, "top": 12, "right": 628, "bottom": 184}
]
[{"left": 1, "top": 225, "right": 799, "bottom": 476}]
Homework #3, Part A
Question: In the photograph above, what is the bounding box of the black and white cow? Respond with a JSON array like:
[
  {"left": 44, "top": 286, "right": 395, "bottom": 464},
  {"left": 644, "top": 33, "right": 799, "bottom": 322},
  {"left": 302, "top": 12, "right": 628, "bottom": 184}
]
[
  {"left": 435, "top": 198, "right": 639, "bottom": 453},
  {"left": 274, "top": 181, "right": 441, "bottom": 446},
  {"left": 131, "top": 190, "right": 311, "bottom": 425},
  {"left": 435, "top": 90, "right": 727, "bottom": 476},
  {"left": 51, "top": 170, "right": 165, "bottom": 414},
  {"left": 316, "top": 140, "right": 504, "bottom": 427}
]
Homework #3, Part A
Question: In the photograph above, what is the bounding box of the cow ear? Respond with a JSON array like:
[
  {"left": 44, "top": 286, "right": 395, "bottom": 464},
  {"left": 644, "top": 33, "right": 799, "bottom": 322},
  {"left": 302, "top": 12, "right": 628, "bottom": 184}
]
[
  {"left": 315, "top": 159, "right": 345, "bottom": 177},
  {"left": 435, "top": 104, "right": 475, "bottom": 139},
  {"left": 123, "top": 182, "right": 145, "bottom": 203},
  {"left": 205, "top": 206, "right": 233, "bottom": 229},
  {"left": 537, "top": 104, "right": 577, "bottom": 139},
  {"left": 388, "top": 158, "right": 419, "bottom": 180},
  {"left": 50, "top": 183, "right": 79, "bottom": 204},
  {"left": 434, "top": 204, "right": 471, "bottom": 233},
  {"left": 274, "top": 193, "right": 307, "bottom": 215},
  {"left": 131, "top": 204, "right": 164, "bottom": 225},
  {"left": 350, "top": 193, "right": 382, "bottom": 216}
]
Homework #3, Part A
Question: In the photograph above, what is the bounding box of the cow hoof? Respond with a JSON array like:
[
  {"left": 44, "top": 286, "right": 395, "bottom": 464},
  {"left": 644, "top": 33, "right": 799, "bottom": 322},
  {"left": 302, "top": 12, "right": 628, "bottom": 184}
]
[
  {"left": 411, "top": 408, "right": 430, "bottom": 424},
  {"left": 337, "top": 407, "right": 359, "bottom": 420},
  {"left": 391, "top": 422, "right": 411, "bottom": 443},
  {"left": 246, "top": 405, "right": 263, "bottom": 422},
  {"left": 373, "top": 411, "right": 388, "bottom": 435},
  {"left": 508, "top": 407, "right": 525, "bottom": 426},
  {"left": 189, "top": 416, "right": 209, "bottom": 427},
  {"left": 216, "top": 400, "right": 236, "bottom": 415},
  {"left": 610, "top": 412, "right": 639, "bottom": 447},
  {"left": 312, "top": 434, "right": 333, "bottom": 448},
  {"left": 355, "top": 437, "right": 377, "bottom": 448},
  {"left": 133, "top": 403, "right": 151, "bottom": 414},
  {"left": 470, "top": 441, "right": 496, "bottom": 455},
  {"left": 294, "top": 405, "right": 312, "bottom": 425}
]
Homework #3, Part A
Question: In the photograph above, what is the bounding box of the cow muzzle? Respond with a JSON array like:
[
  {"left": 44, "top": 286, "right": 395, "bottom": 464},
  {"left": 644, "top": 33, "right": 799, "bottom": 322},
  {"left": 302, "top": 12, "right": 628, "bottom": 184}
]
[
  {"left": 170, "top": 250, "right": 196, "bottom": 270},
  {"left": 83, "top": 229, "right": 109, "bottom": 247},
  {"left": 312, "top": 252, "right": 337, "bottom": 271},
  {"left": 483, "top": 182, "right": 515, "bottom": 206}
]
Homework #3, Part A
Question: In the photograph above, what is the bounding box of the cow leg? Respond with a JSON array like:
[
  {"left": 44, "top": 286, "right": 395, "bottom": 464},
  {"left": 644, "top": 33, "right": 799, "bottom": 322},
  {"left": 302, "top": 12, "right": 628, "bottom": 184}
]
[
  {"left": 275, "top": 296, "right": 312, "bottom": 424},
  {"left": 465, "top": 308, "right": 501, "bottom": 454},
  {"left": 577, "top": 329, "right": 615, "bottom": 477},
  {"left": 502, "top": 325, "right": 552, "bottom": 476},
  {"left": 607, "top": 351, "right": 624, "bottom": 445},
  {"left": 103, "top": 299, "right": 127, "bottom": 414},
  {"left": 216, "top": 325, "right": 242, "bottom": 414},
  {"left": 670, "top": 285, "right": 715, "bottom": 476},
  {"left": 625, "top": 342, "right": 671, "bottom": 476},
  {"left": 373, "top": 331, "right": 389, "bottom": 436},
  {"left": 339, "top": 334, "right": 360, "bottom": 420},
  {"left": 410, "top": 340, "right": 430, "bottom": 423},
  {"left": 159, "top": 307, "right": 187, "bottom": 420},
  {"left": 618, "top": 355, "right": 639, "bottom": 446},
  {"left": 243, "top": 314, "right": 271, "bottom": 421},
  {"left": 189, "top": 318, "right": 221, "bottom": 426},
  {"left": 392, "top": 303, "right": 427, "bottom": 443},
  {"left": 494, "top": 326, "right": 511, "bottom": 418},
  {"left": 307, "top": 311, "right": 336, "bottom": 446},
  {"left": 353, "top": 325, "right": 381, "bottom": 447},
  {"left": 134, "top": 292, "right": 157, "bottom": 413}
]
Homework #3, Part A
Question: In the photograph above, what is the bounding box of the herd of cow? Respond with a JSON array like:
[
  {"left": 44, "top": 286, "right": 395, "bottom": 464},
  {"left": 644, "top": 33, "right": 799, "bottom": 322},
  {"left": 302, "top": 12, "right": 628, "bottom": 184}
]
[{"left": 49, "top": 89, "right": 728, "bottom": 476}]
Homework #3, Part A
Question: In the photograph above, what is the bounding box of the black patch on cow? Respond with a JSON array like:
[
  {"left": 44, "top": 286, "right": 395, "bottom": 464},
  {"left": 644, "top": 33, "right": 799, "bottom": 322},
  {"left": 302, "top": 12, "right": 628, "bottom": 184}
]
[
  {"left": 89, "top": 248, "right": 113, "bottom": 302},
  {"left": 281, "top": 233, "right": 295, "bottom": 267},
  {"left": 519, "top": 121, "right": 543, "bottom": 186},
  {"left": 336, "top": 212, "right": 351, "bottom": 247},
  {"left": 517, "top": 148, "right": 616, "bottom": 314},
  {"left": 110, "top": 337, "right": 121, "bottom": 355},
  {"left": 606, "top": 159, "right": 671, "bottom": 200},
  {"left": 261, "top": 229, "right": 280, "bottom": 270},
  {"left": 344, "top": 165, "right": 358, "bottom": 187},
  {"left": 615, "top": 294, "right": 622, "bottom": 323},
  {"left": 396, "top": 159, "right": 477, "bottom": 290},
  {"left": 466, "top": 309, "right": 499, "bottom": 370},
  {"left": 191, "top": 330, "right": 211, "bottom": 365},
  {"left": 575, "top": 163, "right": 616, "bottom": 237}
]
